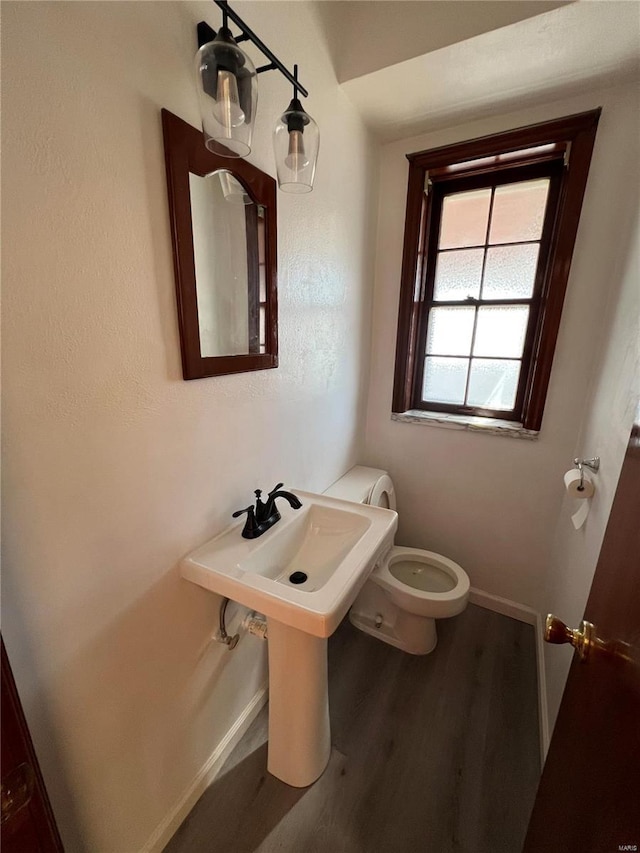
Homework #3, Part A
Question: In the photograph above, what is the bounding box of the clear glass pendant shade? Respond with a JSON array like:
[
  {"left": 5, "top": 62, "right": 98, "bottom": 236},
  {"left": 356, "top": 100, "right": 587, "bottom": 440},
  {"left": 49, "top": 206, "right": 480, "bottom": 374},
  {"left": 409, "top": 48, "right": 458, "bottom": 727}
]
[
  {"left": 273, "top": 98, "right": 319, "bottom": 193},
  {"left": 195, "top": 27, "right": 257, "bottom": 158},
  {"left": 215, "top": 170, "right": 252, "bottom": 205}
]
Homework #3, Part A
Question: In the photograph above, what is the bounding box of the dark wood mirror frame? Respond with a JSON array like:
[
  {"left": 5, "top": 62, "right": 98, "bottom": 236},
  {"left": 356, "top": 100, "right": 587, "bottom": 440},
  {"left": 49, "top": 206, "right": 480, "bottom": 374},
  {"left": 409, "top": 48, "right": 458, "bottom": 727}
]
[{"left": 161, "top": 109, "right": 278, "bottom": 379}]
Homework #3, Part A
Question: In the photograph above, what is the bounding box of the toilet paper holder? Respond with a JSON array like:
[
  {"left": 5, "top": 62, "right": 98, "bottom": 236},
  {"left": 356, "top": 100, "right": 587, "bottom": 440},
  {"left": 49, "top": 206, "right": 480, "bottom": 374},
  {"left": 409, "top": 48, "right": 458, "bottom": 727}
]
[{"left": 573, "top": 456, "right": 600, "bottom": 491}]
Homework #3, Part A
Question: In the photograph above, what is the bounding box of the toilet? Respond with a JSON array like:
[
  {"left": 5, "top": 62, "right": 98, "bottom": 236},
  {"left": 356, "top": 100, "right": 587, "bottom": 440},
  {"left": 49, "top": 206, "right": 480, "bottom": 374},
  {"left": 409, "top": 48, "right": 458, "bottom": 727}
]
[{"left": 324, "top": 466, "right": 470, "bottom": 655}]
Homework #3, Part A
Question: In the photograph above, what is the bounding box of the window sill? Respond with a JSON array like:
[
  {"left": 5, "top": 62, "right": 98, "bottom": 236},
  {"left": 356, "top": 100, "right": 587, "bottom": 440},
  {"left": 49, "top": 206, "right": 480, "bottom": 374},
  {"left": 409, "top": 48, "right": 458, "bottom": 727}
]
[{"left": 391, "top": 410, "right": 539, "bottom": 440}]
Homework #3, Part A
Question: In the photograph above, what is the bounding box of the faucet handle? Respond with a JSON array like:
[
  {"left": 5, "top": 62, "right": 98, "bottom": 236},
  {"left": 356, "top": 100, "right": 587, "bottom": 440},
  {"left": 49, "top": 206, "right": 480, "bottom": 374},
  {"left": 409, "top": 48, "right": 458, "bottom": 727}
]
[
  {"left": 254, "top": 489, "right": 268, "bottom": 523},
  {"left": 232, "top": 505, "right": 255, "bottom": 519},
  {"left": 268, "top": 483, "right": 284, "bottom": 497},
  {"left": 232, "top": 505, "right": 260, "bottom": 539}
]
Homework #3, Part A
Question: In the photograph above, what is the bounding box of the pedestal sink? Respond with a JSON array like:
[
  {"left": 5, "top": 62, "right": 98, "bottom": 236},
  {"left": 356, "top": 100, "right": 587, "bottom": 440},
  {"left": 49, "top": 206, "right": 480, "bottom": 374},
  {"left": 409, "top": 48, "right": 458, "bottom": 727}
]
[{"left": 180, "top": 491, "right": 397, "bottom": 787}]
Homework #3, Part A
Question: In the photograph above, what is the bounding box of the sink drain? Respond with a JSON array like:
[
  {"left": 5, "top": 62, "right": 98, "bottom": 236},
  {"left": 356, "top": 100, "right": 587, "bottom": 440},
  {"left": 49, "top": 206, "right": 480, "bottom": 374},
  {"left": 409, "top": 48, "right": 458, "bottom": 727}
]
[{"left": 289, "top": 571, "right": 307, "bottom": 584}]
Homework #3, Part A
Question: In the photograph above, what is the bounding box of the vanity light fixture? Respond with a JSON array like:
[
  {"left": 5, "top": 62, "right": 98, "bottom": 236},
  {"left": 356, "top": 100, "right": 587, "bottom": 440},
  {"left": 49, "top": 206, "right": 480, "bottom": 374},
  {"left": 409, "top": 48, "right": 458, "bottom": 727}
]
[
  {"left": 195, "top": 0, "right": 319, "bottom": 192},
  {"left": 195, "top": 11, "right": 257, "bottom": 158},
  {"left": 273, "top": 66, "right": 319, "bottom": 194}
]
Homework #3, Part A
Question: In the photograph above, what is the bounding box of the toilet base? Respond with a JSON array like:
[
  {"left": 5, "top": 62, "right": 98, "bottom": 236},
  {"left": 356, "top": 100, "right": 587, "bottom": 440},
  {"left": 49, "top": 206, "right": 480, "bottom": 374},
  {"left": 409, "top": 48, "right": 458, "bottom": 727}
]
[{"left": 349, "top": 582, "right": 437, "bottom": 655}]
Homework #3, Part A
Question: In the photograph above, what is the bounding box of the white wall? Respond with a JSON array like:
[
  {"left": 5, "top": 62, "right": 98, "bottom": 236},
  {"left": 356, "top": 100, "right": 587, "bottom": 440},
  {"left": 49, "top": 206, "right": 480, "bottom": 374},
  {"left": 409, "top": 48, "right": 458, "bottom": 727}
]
[
  {"left": 1, "top": 2, "right": 377, "bottom": 850},
  {"left": 363, "top": 82, "right": 640, "bottom": 612},
  {"left": 543, "top": 214, "right": 640, "bottom": 735}
]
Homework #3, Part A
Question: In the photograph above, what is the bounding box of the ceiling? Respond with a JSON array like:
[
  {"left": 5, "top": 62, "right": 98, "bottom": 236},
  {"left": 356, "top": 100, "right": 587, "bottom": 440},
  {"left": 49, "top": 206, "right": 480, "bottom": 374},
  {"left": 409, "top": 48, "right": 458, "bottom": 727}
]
[
  {"left": 316, "top": 0, "right": 570, "bottom": 83},
  {"left": 317, "top": 1, "right": 640, "bottom": 141}
]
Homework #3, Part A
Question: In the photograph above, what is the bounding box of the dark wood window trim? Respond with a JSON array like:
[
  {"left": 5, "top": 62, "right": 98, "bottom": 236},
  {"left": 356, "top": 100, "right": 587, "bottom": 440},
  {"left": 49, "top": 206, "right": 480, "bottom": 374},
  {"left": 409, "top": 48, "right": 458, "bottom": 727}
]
[{"left": 392, "top": 109, "right": 601, "bottom": 431}]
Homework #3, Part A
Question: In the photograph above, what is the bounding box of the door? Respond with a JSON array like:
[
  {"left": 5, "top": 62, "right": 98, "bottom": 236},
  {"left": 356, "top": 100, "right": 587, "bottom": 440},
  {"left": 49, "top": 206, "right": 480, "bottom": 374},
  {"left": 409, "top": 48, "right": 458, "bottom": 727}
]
[
  {"left": 1, "top": 638, "right": 64, "bottom": 852},
  {"left": 524, "top": 419, "right": 640, "bottom": 851}
]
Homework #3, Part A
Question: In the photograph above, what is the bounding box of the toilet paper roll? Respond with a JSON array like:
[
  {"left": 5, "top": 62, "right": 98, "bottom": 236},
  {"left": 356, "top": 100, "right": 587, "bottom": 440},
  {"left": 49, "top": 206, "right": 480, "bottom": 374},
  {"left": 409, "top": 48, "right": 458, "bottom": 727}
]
[
  {"left": 564, "top": 469, "right": 596, "bottom": 530},
  {"left": 571, "top": 501, "right": 591, "bottom": 530},
  {"left": 563, "top": 469, "right": 595, "bottom": 499}
]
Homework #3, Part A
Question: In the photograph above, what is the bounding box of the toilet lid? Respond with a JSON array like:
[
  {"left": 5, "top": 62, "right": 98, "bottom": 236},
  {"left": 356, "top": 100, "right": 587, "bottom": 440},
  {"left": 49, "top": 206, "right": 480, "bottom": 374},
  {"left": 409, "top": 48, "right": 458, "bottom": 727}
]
[
  {"left": 370, "top": 475, "right": 396, "bottom": 511},
  {"left": 324, "top": 466, "right": 388, "bottom": 504}
]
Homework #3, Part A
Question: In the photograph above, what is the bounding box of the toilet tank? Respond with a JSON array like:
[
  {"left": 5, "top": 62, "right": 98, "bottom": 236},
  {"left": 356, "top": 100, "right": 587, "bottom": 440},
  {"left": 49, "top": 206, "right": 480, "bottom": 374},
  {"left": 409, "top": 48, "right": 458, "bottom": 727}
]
[{"left": 324, "top": 466, "right": 396, "bottom": 511}]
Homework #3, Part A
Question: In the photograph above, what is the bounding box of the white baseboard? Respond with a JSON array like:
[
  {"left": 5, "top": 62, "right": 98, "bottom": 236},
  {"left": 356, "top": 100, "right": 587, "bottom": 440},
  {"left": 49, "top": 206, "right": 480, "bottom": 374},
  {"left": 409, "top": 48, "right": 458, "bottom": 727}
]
[
  {"left": 143, "top": 683, "right": 268, "bottom": 853},
  {"left": 469, "top": 588, "right": 548, "bottom": 765},
  {"left": 469, "top": 587, "right": 537, "bottom": 624}
]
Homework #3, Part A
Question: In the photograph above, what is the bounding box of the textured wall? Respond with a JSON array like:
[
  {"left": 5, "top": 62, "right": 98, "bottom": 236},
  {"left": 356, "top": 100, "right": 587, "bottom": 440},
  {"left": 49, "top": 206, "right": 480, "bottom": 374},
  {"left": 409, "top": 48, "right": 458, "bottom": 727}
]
[
  {"left": 1, "top": 2, "right": 376, "bottom": 849},
  {"left": 363, "top": 82, "right": 640, "bottom": 613},
  {"left": 542, "top": 211, "right": 639, "bottom": 736}
]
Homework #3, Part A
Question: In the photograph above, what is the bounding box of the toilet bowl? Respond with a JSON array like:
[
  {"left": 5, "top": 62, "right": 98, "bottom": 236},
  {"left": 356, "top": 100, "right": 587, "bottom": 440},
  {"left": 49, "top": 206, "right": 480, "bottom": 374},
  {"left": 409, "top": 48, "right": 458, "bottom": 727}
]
[{"left": 324, "top": 467, "right": 469, "bottom": 655}]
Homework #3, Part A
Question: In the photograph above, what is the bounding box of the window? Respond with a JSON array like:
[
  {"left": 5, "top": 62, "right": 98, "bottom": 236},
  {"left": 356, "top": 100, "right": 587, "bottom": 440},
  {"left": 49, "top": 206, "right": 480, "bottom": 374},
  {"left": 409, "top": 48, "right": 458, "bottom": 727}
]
[{"left": 393, "top": 111, "right": 601, "bottom": 432}]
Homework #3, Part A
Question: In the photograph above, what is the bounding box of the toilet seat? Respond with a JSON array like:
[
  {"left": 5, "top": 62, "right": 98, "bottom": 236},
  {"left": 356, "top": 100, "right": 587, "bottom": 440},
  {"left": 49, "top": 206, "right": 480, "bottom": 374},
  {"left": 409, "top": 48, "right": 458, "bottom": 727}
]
[
  {"left": 325, "top": 466, "right": 470, "bottom": 654},
  {"left": 372, "top": 546, "right": 469, "bottom": 618},
  {"left": 369, "top": 475, "right": 395, "bottom": 511}
]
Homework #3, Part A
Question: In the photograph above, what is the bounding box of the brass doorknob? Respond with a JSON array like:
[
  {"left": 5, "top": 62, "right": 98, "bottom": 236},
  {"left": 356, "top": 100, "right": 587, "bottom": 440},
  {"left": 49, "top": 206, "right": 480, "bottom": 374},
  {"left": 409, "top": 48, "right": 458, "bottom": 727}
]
[{"left": 544, "top": 614, "right": 595, "bottom": 661}]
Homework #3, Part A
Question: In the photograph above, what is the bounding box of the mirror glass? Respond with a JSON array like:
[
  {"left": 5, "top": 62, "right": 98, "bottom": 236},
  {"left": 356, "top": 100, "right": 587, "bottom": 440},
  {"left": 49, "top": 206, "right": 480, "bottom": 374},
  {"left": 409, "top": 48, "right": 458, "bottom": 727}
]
[{"left": 189, "top": 170, "right": 266, "bottom": 358}]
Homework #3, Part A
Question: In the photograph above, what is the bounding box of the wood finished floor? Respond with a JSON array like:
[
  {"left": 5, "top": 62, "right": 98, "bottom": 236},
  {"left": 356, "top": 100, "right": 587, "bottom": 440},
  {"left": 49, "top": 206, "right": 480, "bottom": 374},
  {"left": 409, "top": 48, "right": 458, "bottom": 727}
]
[{"left": 165, "top": 605, "right": 540, "bottom": 853}]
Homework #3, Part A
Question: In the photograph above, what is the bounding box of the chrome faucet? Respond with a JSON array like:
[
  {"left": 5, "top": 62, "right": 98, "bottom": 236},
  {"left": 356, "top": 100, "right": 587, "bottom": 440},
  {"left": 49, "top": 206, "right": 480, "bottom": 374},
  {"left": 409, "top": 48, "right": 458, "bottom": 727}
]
[{"left": 232, "top": 483, "right": 302, "bottom": 539}]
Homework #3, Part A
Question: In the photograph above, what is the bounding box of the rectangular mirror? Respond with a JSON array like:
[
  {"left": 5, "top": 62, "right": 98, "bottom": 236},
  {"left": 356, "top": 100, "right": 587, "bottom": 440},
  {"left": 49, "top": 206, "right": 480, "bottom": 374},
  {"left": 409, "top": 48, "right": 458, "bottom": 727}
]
[{"left": 162, "top": 109, "right": 278, "bottom": 379}]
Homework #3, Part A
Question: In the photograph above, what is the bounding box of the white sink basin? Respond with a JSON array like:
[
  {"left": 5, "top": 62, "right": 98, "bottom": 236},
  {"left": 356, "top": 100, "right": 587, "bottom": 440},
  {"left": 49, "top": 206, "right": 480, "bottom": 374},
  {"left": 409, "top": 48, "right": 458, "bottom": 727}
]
[
  {"left": 181, "top": 490, "right": 397, "bottom": 788},
  {"left": 181, "top": 491, "right": 397, "bottom": 638}
]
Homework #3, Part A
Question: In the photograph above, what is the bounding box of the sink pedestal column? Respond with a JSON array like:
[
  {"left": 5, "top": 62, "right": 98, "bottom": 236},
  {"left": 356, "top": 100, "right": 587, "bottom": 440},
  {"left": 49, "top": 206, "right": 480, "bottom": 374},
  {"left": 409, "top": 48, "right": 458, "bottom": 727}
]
[{"left": 266, "top": 619, "right": 331, "bottom": 787}]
